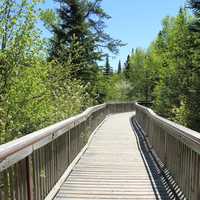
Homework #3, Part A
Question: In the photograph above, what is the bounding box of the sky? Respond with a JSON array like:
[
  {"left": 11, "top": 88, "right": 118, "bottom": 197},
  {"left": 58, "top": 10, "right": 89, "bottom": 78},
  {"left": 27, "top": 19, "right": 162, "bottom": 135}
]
[{"left": 42, "top": 0, "right": 187, "bottom": 70}]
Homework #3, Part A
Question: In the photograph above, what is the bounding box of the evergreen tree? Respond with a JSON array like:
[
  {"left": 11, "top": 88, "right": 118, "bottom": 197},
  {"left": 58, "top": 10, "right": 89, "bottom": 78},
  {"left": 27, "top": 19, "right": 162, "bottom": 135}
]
[
  {"left": 124, "top": 55, "right": 131, "bottom": 79},
  {"left": 188, "top": 0, "right": 200, "bottom": 14},
  {"left": 48, "top": 0, "right": 123, "bottom": 83},
  {"left": 117, "top": 60, "right": 122, "bottom": 74},
  {"left": 188, "top": 0, "right": 200, "bottom": 31},
  {"left": 104, "top": 55, "right": 112, "bottom": 75}
]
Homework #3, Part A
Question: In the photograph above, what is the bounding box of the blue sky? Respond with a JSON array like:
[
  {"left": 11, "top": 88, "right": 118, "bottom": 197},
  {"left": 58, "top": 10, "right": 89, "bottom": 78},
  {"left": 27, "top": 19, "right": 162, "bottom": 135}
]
[{"left": 41, "top": 0, "right": 186, "bottom": 69}]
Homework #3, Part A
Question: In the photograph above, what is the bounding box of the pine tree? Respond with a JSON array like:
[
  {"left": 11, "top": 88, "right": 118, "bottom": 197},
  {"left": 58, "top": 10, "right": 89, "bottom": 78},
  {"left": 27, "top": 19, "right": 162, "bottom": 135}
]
[
  {"left": 48, "top": 0, "right": 123, "bottom": 83},
  {"left": 189, "top": 0, "right": 200, "bottom": 13},
  {"left": 188, "top": 0, "right": 200, "bottom": 31},
  {"left": 104, "top": 55, "right": 112, "bottom": 75},
  {"left": 117, "top": 60, "right": 122, "bottom": 74},
  {"left": 124, "top": 55, "right": 131, "bottom": 79}
]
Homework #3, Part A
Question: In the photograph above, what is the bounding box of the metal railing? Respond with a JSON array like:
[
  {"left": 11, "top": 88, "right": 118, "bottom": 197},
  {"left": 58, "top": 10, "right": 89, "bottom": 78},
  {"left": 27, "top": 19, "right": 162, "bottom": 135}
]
[
  {"left": 0, "top": 102, "right": 135, "bottom": 200},
  {"left": 135, "top": 103, "right": 200, "bottom": 200}
]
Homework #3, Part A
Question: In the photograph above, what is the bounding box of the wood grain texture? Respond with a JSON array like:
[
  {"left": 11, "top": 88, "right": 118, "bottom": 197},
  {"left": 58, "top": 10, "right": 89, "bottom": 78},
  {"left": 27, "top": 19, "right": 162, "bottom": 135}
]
[
  {"left": 54, "top": 112, "right": 174, "bottom": 200},
  {"left": 135, "top": 103, "right": 199, "bottom": 200}
]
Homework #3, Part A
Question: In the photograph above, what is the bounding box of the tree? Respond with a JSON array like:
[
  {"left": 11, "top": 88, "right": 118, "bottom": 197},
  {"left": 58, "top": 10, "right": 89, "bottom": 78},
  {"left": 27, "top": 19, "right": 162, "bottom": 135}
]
[
  {"left": 0, "top": 0, "right": 43, "bottom": 143},
  {"left": 104, "top": 74, "right": 130, "bottom": 101},
  {"left": 124, "top": 48, "right": 152, "bottom": 101},
  {"left": 188, "top": 0, "right": 200, "bottom": 15},
  {"left": 47, "top": 0, "right": 123, "bottom": 83},
  {"left": 0, "top": 0, "right": 127, "bottom": 144},
  {"left": 122, "top": 8, "right": 200, "bottom": 131},
  {"left": 124, "top": 55, "right": 131, "bottom": 79},
  {"left": 104, "top": 55, "right": 112, "bottom": 75},
  {"left": 117, "top": 60, "right": 122, "bottom": 74},
  {"left": 188, "top": 0, "right": 200, "bottom": 31}
]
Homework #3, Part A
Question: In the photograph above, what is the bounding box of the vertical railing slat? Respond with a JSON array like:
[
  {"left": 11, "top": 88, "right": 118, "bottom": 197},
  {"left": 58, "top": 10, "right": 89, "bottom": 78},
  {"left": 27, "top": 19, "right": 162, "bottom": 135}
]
[
  {"left": 0, "top": 102, "right": 135, "bottom": 200},
  {"left": 135, "top": 103, "right": 200, "bottom": 200}
]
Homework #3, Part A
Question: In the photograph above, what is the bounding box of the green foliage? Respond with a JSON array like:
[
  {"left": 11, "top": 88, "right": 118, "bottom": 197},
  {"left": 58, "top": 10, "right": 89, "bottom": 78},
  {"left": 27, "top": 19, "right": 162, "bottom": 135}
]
[
  {"left": 40, "top": 8, "right": 57, "bottom": 29},
  {"left": 94, "top": 71, "right": 129, "bottom": 103},
  {"left": 124, "top": 48, "right": 159, "bottom": 102},
  {"left": 0, "top": 0, "right": 126, "bottom": 144},
  {"left": 47, "top": 60, "right": 93, "bottom": 120},
  {"left": 123, "top": 8, "right": 200, "bottom": 131},
  {"left": 0, "top": 0, "right": 45, "bottom": 143},
  {"left": 105, "top": 74, "right": 130, "bottom": 102},
  {"left": 104, "top": 55, "right": 113, "bottom": 76},
  {"left": 0, "top": 57, "right": 93, "bottom": 143},
  {"left": 171, "top": 97, "right": 189, "bottom": 126},
  {"left": 124, "top": 55, "right": 131, "bottom": 79},
  {"left": 188, "top": 0, "right": 200, "bottom": 31},
  {"left": 152, "top": 9, "right": 197, "bottom": 124},
  {"left": 117, "top": 60, "right": 122, "bottom": 74},
  {"left": 47, "top": 0, "right": 123, "bottom": 85},
  {"left": 3, "top": 61, "right": 51, "bottom": 141},
  {"left": 0, "top": 0, "right": 93, "bottom": 144}
]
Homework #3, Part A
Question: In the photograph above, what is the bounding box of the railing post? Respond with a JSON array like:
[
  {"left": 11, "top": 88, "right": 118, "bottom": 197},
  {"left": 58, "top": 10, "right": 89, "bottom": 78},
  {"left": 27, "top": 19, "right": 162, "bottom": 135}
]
[
  {"left": 196, "top": 156, "right": 200, "bottom": 200},
  {"left": 164, "top": 132, "right": 167, "bottom": 166},
  {"left": 0, "top": 102, "right": 135, "bottom": 200},
  {"left": 26, "top": 155, "right": 34, "bottom": 200},
  {"left": 68, "top": 130, "right": 71, "bottom": 165}
]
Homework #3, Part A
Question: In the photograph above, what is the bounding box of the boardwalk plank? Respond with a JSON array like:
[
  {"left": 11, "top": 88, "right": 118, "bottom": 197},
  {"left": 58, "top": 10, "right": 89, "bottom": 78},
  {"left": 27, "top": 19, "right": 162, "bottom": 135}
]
[{"left": 54, "top": 112, "right": 173, "bottom": 200}]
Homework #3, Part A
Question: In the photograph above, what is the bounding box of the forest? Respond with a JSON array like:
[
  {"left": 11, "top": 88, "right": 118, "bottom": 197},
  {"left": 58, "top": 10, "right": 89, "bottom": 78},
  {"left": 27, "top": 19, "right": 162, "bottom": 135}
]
[{"left": 0, "top": 0, "right": 200, "bottom": 144}]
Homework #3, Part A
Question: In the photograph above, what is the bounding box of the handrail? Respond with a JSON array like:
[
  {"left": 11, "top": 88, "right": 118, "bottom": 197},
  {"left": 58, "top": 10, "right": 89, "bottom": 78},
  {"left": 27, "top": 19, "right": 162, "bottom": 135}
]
[
  {"left": 135, "top": 102, "right": 200, "bottom": 200},
  {"left": 135, "top": 103, "right": 200, "bottom": 153},
  {"left": 0, "top": 104, "right": 105, "bottom": 162},
  {"left": 0, "top": 102, "right": 135, "bottom": 200}
]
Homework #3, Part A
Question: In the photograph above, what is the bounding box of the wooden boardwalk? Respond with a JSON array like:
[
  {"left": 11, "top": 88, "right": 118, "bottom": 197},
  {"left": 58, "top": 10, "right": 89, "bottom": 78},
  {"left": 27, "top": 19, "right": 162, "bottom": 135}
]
[{"left": 54, "top": 112, "right": 174, "bottom": 200}]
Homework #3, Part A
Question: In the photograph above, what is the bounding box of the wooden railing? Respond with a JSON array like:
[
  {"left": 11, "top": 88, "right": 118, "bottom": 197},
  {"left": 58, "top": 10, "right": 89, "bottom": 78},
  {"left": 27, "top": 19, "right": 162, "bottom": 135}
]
[
  {"left": 135, "top": 103, "right": 200, "bottom": 200},
  {"left": 0, "top": 102, "right": 135, "bottom": 200}
]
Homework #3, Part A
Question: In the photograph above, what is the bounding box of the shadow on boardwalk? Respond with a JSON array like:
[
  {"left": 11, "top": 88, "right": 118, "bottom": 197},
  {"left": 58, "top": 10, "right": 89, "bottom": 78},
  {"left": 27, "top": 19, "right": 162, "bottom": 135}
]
[{"left": 131, "top": 118, "right": 185, "bottom": 200}]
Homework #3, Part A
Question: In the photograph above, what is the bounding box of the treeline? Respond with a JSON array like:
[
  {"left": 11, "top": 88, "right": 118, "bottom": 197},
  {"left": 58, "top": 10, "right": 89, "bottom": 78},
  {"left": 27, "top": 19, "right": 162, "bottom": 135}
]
[
  {"left": 0, "top": 0, "right": 126, "bottom": 144},
  {"left": 123, "top": 1, "right": 200, "bottom": 131},
  {"left": 3, "top": 0, "right": 200, "bottom": 144}
]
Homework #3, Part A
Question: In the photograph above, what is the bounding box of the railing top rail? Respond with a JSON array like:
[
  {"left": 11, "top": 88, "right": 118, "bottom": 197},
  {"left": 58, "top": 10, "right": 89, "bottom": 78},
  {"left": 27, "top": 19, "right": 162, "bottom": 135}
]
[
  {"left": 0, "top": 103, "right": 106, "bottom": 161},
  {"left": 135, "top": 102, "right": 200, "bottom": 153}
]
